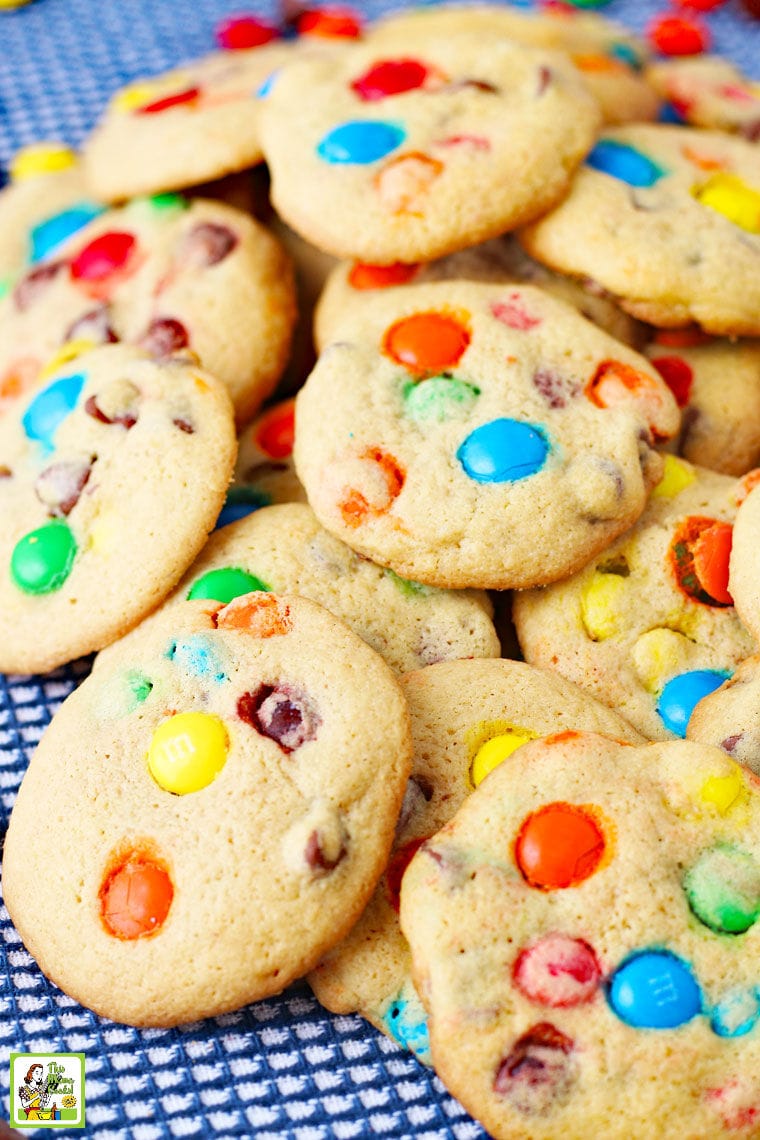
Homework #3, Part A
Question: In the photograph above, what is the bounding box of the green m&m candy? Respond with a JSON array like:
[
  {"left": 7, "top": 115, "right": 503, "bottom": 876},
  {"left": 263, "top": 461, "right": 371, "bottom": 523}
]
[
  {"left": 10, "top": 519, "right": 77, "bottom": 594},
  {"left": 187, "top": 566, "right": 270, "bottom": 604}
]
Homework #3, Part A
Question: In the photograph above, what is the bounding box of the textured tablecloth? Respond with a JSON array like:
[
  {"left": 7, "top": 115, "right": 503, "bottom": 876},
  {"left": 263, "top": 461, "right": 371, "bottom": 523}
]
[{"left": 0, "top": 1, "right": 758, "bottom": 1136}]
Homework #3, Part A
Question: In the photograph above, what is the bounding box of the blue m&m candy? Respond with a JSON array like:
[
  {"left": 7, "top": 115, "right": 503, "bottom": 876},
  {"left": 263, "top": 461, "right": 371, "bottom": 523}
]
[
  {"left": 608, "top": 42, "right": 642, "bottom": 69},
  {"left": 256, "top": 71, "right": 278, "bottom": 99},
  {"left": 316, "top": 120, "right": 406, "bottom": 165},
  {"left": 710, "top": 988, "right": 760, "bottom": 1039},
  {"left": 214, "top": 487, "right": 270, "bottom": 530},
  {"left": 382, "top": 992, "right": 432, "bottom": 1064},
  {"left": 657, "top": 669, "right": 731, "bottom": 737},
  {"left": 586, "top": 140, "right": 665, "bottom": 188},
  {"left": 607, "top": 949, "right": 702, "bottom": 1029},
  {"left": 30, "top": 203, "right": 104, "bottom": 263},
  {"left": 22, "top": 373, "right": 86, "bottom": 452},
  {"left": 457, "top": 418, "right": 550, "bottom": 483}
]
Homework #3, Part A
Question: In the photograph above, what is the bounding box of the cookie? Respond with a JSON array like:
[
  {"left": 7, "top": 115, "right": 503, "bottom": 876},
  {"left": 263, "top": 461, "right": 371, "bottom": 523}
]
[
  {"left": 309, "top": 658, "right": 644, "bottom": 1062},
  {"left": 369, "top": 3, "right": 659, "bottom": 126},
  {"left": 0, "top": 144, "right": 96, "bottom": 295},
  {"left": 249, "top": 165, "right": 338, "bottom": 394},
  {"left": 217, "top": 398, "right": 306, "bottom": 529},
  {"left": 2, "top": 591, "right": 413, "bottom": 1025},
  {"left": 646, "top": 329, "right": 760, "bottom": 477},
  {"left": 687, "top": 653, "right": 760, "bottom": 776},
  {"left": 514, "top": 456, "right": 756, "bottom": 741},
  {"left": 95, "top": 502, "right": 500, "bottom": 676},
  {"left": 520, "top": 124, "right": 760, "bottom": 336},
  {"left": 0, "top": 192, "right": 296, "bottom": 424},
  {"left": 646, "top": 56, "right": 760, "bottom": 139},
  {"left": 0, "top": 343, "right": 236, "bottom": 673},
  {"left": 726, "top": 477, "right": 760, "bottom": 644},
  {"left": 83, "top": 40, "right": 299, "bottom": 201},
  {"left": 400, "top": 730, "right": 760, "bottom": 1140},
  {"left": 314, "top": 237, "right": 646, "bottom": 355},
  {"left": 294, "top": 279, "right": 678, "bottom": 590},
  {"left": 259, "top": 32, "right": 600, "bottom": 263}
]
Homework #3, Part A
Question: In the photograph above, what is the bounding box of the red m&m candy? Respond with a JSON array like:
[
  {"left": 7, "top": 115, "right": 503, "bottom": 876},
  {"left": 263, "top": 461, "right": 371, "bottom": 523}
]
[
  {"left": 70, "top": 232, "right": 136, "bottom": 283},
  {"left": 215, "top": 13, "right": 278, "bottom": 50},
  {"left": 254, "top": 399, "right": 295, "bottom": 459},
  {"left": 136, "top": 86, "right": 201, "bottom": 115},
  {"left": 650, "top": 355, "right": 694, "bottom": 407},
  {"left": 648, "top": 14, "right": 710, "bottom": 55},
  {"left": 351, "top": 59, "right": 436, "bottom": 101}
]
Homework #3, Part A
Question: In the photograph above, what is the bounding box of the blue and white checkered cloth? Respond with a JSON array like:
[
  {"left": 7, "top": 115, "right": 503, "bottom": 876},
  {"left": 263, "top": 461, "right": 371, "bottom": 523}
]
[{"left": 0, "top": 1, "right": 758, "bottom": 1136}]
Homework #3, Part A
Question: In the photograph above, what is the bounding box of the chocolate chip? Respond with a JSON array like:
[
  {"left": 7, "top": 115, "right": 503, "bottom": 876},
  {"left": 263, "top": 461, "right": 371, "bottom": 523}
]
[
  {"left": 84, "top": 394, "right": 137, "bottom": 429},
  {"left": 241, "top": 461, "right": 289, "bottom": 481},
  {"left": 14, "top": 261, "right": 66, "bottom": 311},
  {"left": 237, "top": 683, "right": 320, "bottom": 752},
  {"left": 445, "top": 78, "right": 499, "bottom": 95},
  {"left": 64, "top": 305, "right": 118, "bottom": 345},
  {"left": 533, "top": 367, "right": 580, "bottom": 410},
  {"left": 180, "top": 222, "right": 238, "bottom": 268},
  {"left": 304, "top": 829, "right": 346, "bottom": 875},
  {"left": 536, "top": 66, "right": 552, "bottom": 95},
  {"left": 494, "top": 1023, "right": 576, "bottom": 1116},
  {"left": 35, "top": 458, "right": 92, "bottom": 516},
  {"left": 139, "top": 317, "right": 190, "bottom": 360},
  {"left": 740, "top": 120, "right": 760, "bottom": 143}
]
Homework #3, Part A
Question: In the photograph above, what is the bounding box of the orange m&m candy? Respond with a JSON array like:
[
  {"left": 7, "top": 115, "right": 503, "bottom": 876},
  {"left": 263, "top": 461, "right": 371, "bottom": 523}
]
[
  {"left": 348, "top": 262, "right": 419, "bottom": 290},
  {"left": 692, "top": 520, "right": 733, "bottom": 606},
  {"left": 100, "top": 853, "right": 173, "bottom": 939},
  {"left": 515, "top": 802, "right": 605, "bottom": 890},
  {"left": 383, "top": 311, "right": 470, "bottom": 375}
]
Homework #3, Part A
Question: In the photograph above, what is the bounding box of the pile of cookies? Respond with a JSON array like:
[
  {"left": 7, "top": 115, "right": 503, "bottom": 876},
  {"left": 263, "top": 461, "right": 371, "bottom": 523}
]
[{"left": 3, "top": 4, "right": 760, "bottom": 1137}]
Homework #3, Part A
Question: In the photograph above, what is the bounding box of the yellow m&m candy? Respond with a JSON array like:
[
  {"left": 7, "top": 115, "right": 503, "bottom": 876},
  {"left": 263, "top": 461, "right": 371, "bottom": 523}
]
[
  {"left": 470, "top": 729, "right": 536, "bottom": 788},
  {"left": 148, "top": 711, "right": 228, "bottom": 794},
  {"left": 10, "top": 141, "right": 77, "bottom": 180},
  {"left": 694, "top": 173, "right": 760, "bottom": 235}
]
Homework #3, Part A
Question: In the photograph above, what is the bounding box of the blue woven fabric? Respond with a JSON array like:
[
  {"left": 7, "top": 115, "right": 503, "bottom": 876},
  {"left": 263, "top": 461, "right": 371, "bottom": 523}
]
[{"left": 0, "top": 1, "right": 758, "bottom": 1136}]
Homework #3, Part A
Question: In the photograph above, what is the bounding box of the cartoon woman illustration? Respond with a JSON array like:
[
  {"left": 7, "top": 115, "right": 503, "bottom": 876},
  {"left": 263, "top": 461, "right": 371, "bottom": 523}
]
[{"left": 18, "top": 1062, "right": 59, "bottom": 1121}]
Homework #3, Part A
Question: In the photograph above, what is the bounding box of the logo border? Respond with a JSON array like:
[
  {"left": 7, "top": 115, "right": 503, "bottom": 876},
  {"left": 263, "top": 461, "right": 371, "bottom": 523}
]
[{"left": 9, "top": 1052, "right": 86, "bottom": 1130}]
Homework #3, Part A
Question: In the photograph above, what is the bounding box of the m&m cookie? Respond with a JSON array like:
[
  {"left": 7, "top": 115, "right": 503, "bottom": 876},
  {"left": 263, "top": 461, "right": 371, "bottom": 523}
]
[
  {"left": 646, "top": 56, "right": 760, "bottom": 139},
  {"left": 314, "top": 236, "right": 646, "bottom": 356},
  {"left": 369, "top": 3, "right": 660, "bottom": 126},
  {"left": 726, "top": 480, "right": 760, "bottom": 643},
  {"left": 0, "top": 193, "right": 296, "bottom": 424},
  {"left": 688, "top": 653, "right": 760, "bottom": 776},
  {"left": 310, "top": 658, "right": 643, "bottom": 1062},
  {"left": 0, "top": 144, "right": 94, "bottom": 297},
  {"left": 401, "top": 731, "right": 760, "bottom": 1139},
  {"left": 0, "top": 344, "right": 236, "bottom": 673},
  {"left": 645, "top": 332, "right": 760, "bottom": 476},
  {"left": 95, "top": 502, "right": 500, "bottom": 676},
  {"left": 521, "top": 124, "right": 760, "bottom": 336},
  {"left": 259, "top": 32, "right": 600, "bottom": 263},
  {"left": 219, "top": 398, "right": 306, "bottom": 529},
  {"left": 83, "top": 41, "right": 301, "bottom": 201},
  {"left": 514, "top": 457, "right": 755, "bottom": 740},
  {"left": 294, "top": 279, "right": 678, "bottom": 590},
  {"left": 2, "top": 593, "right": 412, "bottom": 1025}
]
